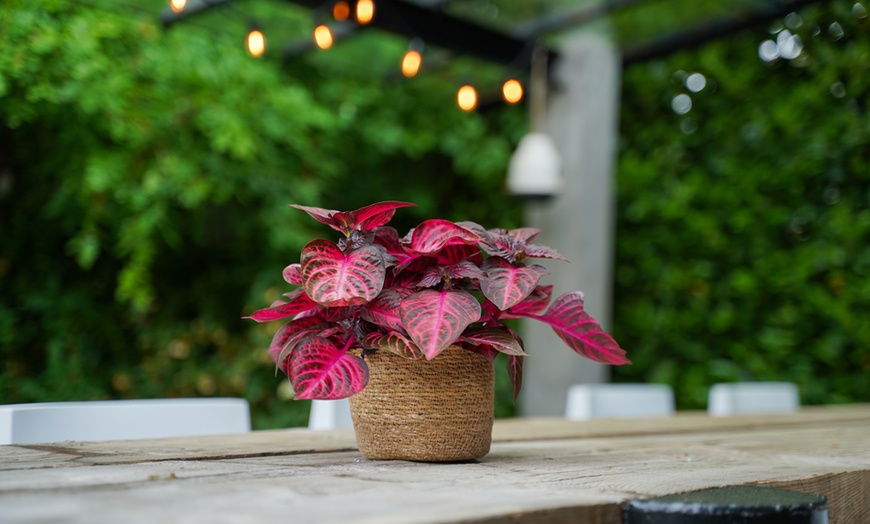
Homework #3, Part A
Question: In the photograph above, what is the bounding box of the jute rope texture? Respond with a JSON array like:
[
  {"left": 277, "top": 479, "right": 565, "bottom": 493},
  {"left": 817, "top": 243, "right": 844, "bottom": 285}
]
[{"left": 349, "top": 346, "right": 495, "bottom": 462}]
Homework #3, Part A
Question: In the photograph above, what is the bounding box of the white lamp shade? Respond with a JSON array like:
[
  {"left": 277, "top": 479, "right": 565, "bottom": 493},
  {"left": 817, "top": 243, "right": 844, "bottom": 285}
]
[{"left": 506, "top": 132, "right": 562, "bottom": 199}]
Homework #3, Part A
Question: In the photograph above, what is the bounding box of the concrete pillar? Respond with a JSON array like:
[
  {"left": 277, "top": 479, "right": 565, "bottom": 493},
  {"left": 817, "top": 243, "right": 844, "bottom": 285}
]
[{"left": 518, "top": 32, "right": 622, "bottom": 417}]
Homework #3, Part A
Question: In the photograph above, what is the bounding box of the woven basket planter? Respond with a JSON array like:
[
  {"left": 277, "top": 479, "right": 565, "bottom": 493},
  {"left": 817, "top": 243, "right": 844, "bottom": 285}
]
[{"left": 349, "top": 346, "right": 494, "bottom": 462}]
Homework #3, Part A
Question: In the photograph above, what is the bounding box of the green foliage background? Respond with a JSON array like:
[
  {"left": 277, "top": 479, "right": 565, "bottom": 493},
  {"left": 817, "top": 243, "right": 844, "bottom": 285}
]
[
  {"left": 1, "top": 0, "right": 867, "bottom": 427},
  {"left": 610, "top": 1, "right": 870, "bottom": 408}
]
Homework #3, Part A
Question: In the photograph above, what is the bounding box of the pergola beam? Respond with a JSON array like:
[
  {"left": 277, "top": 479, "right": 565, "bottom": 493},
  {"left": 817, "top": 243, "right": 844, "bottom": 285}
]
[
  {"left": 162, "top": 0, "right": 554, "bottom": 71},
  {"left": 622, "top": 0, "right": 831, "bottom": 65}
]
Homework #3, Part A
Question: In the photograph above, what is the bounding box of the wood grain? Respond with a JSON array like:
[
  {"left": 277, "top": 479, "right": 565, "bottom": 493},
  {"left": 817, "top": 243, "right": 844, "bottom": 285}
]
[{"left": 0, "top": 405, "right": 867, "bottom": 523}]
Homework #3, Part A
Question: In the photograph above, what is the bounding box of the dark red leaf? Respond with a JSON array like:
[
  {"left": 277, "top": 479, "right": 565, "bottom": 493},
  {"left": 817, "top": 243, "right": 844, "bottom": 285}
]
[
  {"left": 290, "top": 202, "right": 414, "bottom": 236},
  {"left": 352, "top": 201, "right": 416, "bottom": 231},
  {"left": 408, "top": 219, "right": 482, "bottom": 255},
  {"left": 461, "top": 327, "right": 526, "bottom": 356},
  {"left": 267, "top": 315, "right": 328, "bottom": 364},
  {"left": 463, "top": 343, "right": 500, "bottom": 362},
  {"left": 359, "top": 289, "right": 405, "bottom": 332},
  {"left": 507, "top": 355, "right": 525, "bottom": 401},
  {"left": 289, "top": 204, "right": 343, "bottom": 231},
  {"left": 509, "top": 227, "right": 540, "bottom": 244},
  {"left": 524, "top": 243, "right": 569, "bottom": 262},
  {"left": 245, "top": 290, "right": 318, "bottom": 322},
  {"left": 501, "top": 285, "right": 554, "bottom": 318}
]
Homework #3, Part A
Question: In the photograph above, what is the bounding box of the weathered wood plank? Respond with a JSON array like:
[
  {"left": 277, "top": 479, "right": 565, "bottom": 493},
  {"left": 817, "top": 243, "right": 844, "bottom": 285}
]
[
  {"left": 3, "top": 405, "right": 866, "bottom": 468},
  {"left": 0, "top": 409, "right": 868, "bottom": 524}
]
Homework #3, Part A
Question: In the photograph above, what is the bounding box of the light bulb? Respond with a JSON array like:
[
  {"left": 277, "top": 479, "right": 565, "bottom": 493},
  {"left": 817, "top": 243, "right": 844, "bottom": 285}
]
[
  {"left": 169, "top": 0, "right": 186, "bottom": 13},
  {"left": 401, "top": 50, "right": 422, "bottom": 78},
  {"left": 314, "top": 24, "right": 333, "bottom": 50},
  {"left": 356, "top": 0, "right": 374, "bottom": 24},
  {"left": 333, "top": 1, "right": 350, "bottom": 21},
  {"left": 502, "top": 79, "right": 523, "bottom": 104},
  {"left": 247, "top": 29, "right": 265, "bottom": 58},
  {"left": 457, "top": 85, "right": 477, "bottom": 111}
]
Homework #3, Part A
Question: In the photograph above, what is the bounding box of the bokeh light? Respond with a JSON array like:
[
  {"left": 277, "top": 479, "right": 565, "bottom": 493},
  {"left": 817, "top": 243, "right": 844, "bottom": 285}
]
[
  {"left": 356, "top": 0, "right": 374, "bottom": 24},
  {"left": 502, "top": 79, "right": 523, "bottom": 104},
  {"left": 247, "top": 29, "right": 265, "bottom": 58},
  {"left": 169, "top": 0, "right": 186, "bottom": 14},
  {"left": 314, "top": 24, "right": 333, "bottom": 50},
  {"left": 457, "top": 85, "right": 477, "bottom": 111},
  {"left": 333, "top": 1, "right": 350, "bottom": 21},
  {"left": 401, "top": 50, "right": 422, "bottom": 78},
  {"left": 671, "top": 93, "right": 692, "bottom": 115}
]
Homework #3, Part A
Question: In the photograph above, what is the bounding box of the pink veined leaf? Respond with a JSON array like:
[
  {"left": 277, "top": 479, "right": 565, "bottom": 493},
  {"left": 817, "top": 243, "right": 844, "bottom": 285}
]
[
  {"left": 460, "top": 327, "right": 527, "bottom": 356},
  {"left": 507, "top": 355, "right": 525, "bottom": 401},
  {"left": 463, "top": 343, "right": 500, "bottom": 362},
  {"left": 372, "top": 226, "right": 410, "bottom": 263},
  {"left": 267, "top": 315, "right": 328, "bottom": 364},
  {"left": 289, "top": 204, "right": 344, "bottom": 233},
  {"left": 479, "top": 257, "right": 549, "bottom": 311},
  {"left": 287, "top": 338, "right": 369, "bottom": 400},
  {"left": 509, "top": 227, "right": 541, "bottom": 244},
  {"left": 364, "top": 331, "right": 425, "bottom": 359},
  {"left": 502, "top": 285, "right": 554, "bottom": 318},
  {"left": 283, "top": 263, "right": 303, "bottom": 285},
  {"left": 359, "top": 289, "right": 405, "bottom": 332},
  {"left": 435, "top": 244, "right": 483, "bottom": 265},
  {"left": 481, "top": 228, "right": 517, "bottom": 259},
  {"left": 523, "top": 243, "right": 569, "bottom": 262},
  {"left": 533, "top": 291, "right": 630, "bottom": 365},
  {"left": 290, "top": 202, "right": 414, "bottom": 236},
  {"left": 300, "top": 239, "right": 386, "bottom": 306},
  {"left": 352, "top": 201, "right": 416, "bottom": 231},
  {"left": 408, "top": 219, "right": 482, "bottom": 255},
  {"left": 400, "top": 289, "right": 482, "bottom": 360},
  {"left": 245, "top": 290, "right": 318, "bottom": 322},
  {"left": 416, "top": 260, "right": 486, "bottom": 288}
]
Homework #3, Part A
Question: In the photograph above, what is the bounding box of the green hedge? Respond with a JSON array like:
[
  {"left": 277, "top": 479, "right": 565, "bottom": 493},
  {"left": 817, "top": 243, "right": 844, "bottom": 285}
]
[
  {"left": 611, "top": 1, "right": 870, "bottom": 408},
  {"left": 2, "top": 0, "right": 866, "bottom": 429}
]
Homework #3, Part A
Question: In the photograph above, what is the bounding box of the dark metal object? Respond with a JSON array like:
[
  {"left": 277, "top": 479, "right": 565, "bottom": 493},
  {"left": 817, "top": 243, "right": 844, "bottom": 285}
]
[
  {"left": 624, "top": 485, "right": 828, "bottom": 524},
  {"left": 160, "top": 0, "right": 831, "bottom": 74},
  {"left": 622, "top": 0, "right": 831, "bottom": 66}
]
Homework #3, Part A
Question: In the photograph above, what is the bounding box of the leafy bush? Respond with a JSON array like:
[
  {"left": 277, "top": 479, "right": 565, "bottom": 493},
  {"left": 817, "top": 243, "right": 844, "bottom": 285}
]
[{"left": 612, "top": 1, "right": 870, "bottom": 407}]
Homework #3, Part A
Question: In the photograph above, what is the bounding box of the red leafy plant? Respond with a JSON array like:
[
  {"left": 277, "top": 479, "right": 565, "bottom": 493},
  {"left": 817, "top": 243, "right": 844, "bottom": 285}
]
[{"left": 247, "top": 201, "right": 629, "bottom": 400}]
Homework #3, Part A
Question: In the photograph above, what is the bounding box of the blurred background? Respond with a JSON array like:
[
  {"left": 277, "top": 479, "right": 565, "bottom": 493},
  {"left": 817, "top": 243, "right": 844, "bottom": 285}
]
[{"left": 1, "top": 0, "right": 868, "bottom": 429}]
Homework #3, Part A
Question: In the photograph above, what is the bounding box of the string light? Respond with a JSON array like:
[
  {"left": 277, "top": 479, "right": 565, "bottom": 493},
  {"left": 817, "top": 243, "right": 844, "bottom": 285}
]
[
  {"left": 457, "top": 85, "right": 478, "bottom": 111},
  {"left": 502, "top": 79, "right": 523, "bottom": 104},
  {"left": 333, "top": 1, "right": 350, "bottom": 21},
  {"left": 169, "top": 0, "right": 186, "bottom": 14},
  {"left": 401, "top": 39, "right": 424, "bottom": 78},
  {"left": 356, "top": 0, "right": 374, "bottom": 25},
  {"left": 247, "top": 26, "right": 265, "bottom": 58},
  {"left": 401, "top": 50, "right": 422, "bottom": 77},
  {"left": 313, "top": 24, "right": 334, "bottom": 50}
]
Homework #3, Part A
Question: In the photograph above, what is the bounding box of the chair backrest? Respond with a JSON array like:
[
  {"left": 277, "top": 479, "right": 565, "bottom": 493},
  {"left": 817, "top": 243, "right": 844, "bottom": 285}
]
[
  {"left": 0, "top": 398, "right": 251, "bottom": 445},
  {"left": 565, "top": 383, "right": 675, "bottom": 420},
  {"left": 708, "top": 382, "right": 799, "bottom": 417},
  {"left": 308, "top": 399, "right": 354, "bottom": 430}
]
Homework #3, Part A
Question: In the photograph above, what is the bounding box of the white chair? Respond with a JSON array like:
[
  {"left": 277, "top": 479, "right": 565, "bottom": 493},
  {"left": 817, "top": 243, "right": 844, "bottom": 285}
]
[
  {"left": 708, "top": 382, "right": 799, "bottom": 417},
  {"left": 308, "top": 399, "right": 354, "bottom": 430},
  {"left": 0, "top": 398, "right": 251, "bottom": 445},
  {"left": 565, "top": 383, "right": 675, "bottom": 420}
]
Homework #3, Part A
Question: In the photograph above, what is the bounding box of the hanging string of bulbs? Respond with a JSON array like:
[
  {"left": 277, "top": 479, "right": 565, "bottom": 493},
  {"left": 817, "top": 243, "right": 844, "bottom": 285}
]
[{"left": 168, "top": 0, "right": 525, "bottom": 111}]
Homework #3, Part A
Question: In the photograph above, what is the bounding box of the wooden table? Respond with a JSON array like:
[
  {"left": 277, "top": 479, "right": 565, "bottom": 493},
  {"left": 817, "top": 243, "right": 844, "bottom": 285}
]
[{"left": 1, "top": 405, "right": 868, "bottom": 523}]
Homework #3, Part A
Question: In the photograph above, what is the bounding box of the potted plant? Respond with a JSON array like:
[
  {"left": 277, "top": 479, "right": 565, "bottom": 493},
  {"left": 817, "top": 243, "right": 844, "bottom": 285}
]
[{"left": 247, "top": 201, "right": 629, "bottom": 461}]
